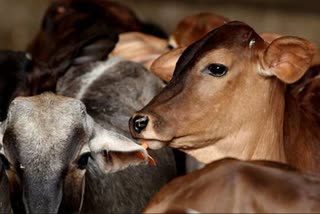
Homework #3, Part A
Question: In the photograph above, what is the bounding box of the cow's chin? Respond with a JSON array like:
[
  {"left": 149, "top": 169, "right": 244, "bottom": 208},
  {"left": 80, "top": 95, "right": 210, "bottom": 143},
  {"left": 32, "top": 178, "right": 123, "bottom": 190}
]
[{"left": 139, "top": 139, "right": 168, "bottom": 150}]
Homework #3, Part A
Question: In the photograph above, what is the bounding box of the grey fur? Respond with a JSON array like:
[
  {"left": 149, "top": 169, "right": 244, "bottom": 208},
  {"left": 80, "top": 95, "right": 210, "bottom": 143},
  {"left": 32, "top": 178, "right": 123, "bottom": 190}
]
[
  {"left": 0, "top": 92, "right": 168, "bottom": 213},
  {"left": 57, "top": 57, "right": 176, "bottom": 213},
  {"left": 2, "top": 94, "right": 89, "bottom": 213}
]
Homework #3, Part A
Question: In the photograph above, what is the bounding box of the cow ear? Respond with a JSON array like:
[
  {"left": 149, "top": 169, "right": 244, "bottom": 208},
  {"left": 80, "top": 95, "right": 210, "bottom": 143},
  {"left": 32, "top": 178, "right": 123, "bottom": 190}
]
[
  {"left": 87, "top": 116, "right": 150, "bottom": 173},
  {"left": 111, "top": 32, "right": 169, "bottom": 70},
  {"left": 71, "top": 36, "right": 119, "bottom": 65},
  {"left": 150, "top": 47, "right": 186, "bottom": 82},
  {"left": 260, "top": 36, "right": 316, "bottom": 83}
]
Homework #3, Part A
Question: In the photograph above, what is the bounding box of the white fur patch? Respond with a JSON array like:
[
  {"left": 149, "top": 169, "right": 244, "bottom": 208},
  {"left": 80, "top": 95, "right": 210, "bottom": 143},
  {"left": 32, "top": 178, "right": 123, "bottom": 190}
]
[
  {"left": 298, "top": 87, "right": 305, "bottom": 93},
  {"left": 186, "top": 208, "right": 201, "bottom": 214},
  {"left": 89, "top": 122, "right": 147, "bottom": 154},
  {"left": 76, "top": 57, "right": 123, "bottom": 100},
  {"left": 88, "top": 119, "right": 148, "bottom": 173},
  {"left": 168, "top": 36, "right": 178, "bottom": 49},
  {"left": 249, "top": 39, "right": 256, "bottom": 49},
  {"left": 0, "top": 121, "right": 5, "bottom": 154},
  {"left": 257, "top": 64, "right": 273, "bottom": 77},
  {"left": 25, "top": 52, "right": 32, "bottom": 61}
]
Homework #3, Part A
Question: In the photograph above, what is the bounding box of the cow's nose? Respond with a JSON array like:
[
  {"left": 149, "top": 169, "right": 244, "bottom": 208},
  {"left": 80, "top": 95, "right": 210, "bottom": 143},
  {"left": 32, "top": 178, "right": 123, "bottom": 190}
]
[{"left": 131, "top": 115, "right": 149, "bottom": 133}]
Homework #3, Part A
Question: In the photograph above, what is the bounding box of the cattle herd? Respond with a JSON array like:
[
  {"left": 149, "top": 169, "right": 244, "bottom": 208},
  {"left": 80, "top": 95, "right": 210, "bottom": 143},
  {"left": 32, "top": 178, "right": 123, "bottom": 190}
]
[{"left": 0, "top": 0, "right": 320, "bottom": 213}]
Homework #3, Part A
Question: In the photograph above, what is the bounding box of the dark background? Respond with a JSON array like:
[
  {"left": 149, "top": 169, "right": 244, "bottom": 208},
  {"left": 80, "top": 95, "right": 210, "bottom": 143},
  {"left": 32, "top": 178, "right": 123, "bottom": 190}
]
[{"left": 0, "top": 0, "right": 319, "bottom": 51}]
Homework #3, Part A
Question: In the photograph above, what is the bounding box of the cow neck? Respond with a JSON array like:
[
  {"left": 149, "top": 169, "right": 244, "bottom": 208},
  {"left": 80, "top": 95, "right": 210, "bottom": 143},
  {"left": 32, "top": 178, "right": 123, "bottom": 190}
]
[
  {"left": 182, "top": 79, "right": 287, "bottom": 165},
  {"left": 283, "top": 88, "right": 320, "bottom": 175}
]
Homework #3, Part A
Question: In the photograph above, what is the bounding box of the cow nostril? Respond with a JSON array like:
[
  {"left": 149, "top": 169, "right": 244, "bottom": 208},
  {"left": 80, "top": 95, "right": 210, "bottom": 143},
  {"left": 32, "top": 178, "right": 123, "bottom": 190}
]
[{"left": 133, "top": 115, "right": 149, "bottom": 133}]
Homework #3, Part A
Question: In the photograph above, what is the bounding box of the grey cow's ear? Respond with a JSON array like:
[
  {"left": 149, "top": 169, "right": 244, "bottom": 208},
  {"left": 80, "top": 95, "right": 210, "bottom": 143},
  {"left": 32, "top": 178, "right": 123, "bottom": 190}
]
[{"left": 87, "top": 116, "right": 150, "bottom": 173}]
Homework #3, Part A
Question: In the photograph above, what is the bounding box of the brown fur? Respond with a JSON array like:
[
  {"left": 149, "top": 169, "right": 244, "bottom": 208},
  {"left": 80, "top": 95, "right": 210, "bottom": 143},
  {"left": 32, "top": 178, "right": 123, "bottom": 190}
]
[
  {"left": 171, "top": 12, "right": 229, "bottom": 48},
  {"left": 144, "top": 158, "right": 320, "bottom": 213},
  {"left": 111, "top": 32, "right": 169, "bottom": 69},
  {"left": 284, "top": 65, "right": 320, "bottom": 175}
]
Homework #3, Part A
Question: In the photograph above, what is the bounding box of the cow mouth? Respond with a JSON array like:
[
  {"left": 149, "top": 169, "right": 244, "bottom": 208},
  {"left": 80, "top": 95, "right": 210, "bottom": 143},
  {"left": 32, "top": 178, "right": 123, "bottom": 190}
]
[
  {"left": 138, "top": 139, "right": 170, "bottom": 150},
  {"left": 138, "top": 134, "right": 220, "bottom": 151}
]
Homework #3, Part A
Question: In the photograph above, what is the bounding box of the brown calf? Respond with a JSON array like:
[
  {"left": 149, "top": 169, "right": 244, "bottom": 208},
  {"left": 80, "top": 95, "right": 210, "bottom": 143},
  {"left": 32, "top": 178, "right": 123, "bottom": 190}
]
[
  {"left": 144, "top": 158, "right": 320, "bottom": 213},
  {"left": 130, "top": 21, "right": 320, "bottom": 175}
]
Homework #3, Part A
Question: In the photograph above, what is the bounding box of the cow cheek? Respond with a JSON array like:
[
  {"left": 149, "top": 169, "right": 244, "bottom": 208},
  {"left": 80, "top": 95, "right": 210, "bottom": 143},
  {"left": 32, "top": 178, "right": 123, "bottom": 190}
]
[
  {"left": 61, "top": 167, "right": 86, "bottom": 212},
  {"left": 6, "top": 170, "right": 23, "bottom": 211}
]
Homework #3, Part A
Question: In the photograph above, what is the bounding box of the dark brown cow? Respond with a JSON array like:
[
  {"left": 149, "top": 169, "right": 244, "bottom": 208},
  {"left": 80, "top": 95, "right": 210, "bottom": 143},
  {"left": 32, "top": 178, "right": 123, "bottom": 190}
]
[
  {"left": 130, "top": 21, "right": 320, "bottom": 175},
  {"left": 26, "top": 0, "right": 166, "bottom": 95},
  {"left": 144, "top": 158, "right": 320, "bottom": 213}
]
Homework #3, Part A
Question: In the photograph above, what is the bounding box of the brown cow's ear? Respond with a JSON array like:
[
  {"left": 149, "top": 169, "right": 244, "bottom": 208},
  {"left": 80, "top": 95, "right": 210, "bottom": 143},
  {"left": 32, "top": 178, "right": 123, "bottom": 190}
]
[
  {"left": 150, "top": 47, "right": 186, "bottom": 82},
  {"left": 111, "top": 32, "right": 169, "bottom": 70},
  {"left": 261, "top": 36, "right": 316, "bottom": 83}
]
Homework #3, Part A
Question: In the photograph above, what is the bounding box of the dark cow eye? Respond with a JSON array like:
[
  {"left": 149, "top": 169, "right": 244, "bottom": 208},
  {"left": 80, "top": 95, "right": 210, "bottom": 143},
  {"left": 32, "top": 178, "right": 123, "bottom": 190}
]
[
  {"left": 204, "top": 63, "right": 228, "bottom": 77},
  {"left": 77, "top": 152, "right": 91, "bottom": 170}
]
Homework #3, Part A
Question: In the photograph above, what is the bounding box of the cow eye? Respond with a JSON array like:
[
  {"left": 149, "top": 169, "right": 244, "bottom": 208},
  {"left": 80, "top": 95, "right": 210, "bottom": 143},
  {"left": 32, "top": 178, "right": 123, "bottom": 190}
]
[
  {"left": 204, "top": 63, "right": 228, "bottom": 77},
  {"left": 77, "top": 152, "right": 91, "bottom": 170}
]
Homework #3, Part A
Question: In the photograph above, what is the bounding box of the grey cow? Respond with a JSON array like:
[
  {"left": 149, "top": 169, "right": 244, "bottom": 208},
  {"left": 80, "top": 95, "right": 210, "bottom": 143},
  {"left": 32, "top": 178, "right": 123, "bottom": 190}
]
[
  {"left": 56, "top": 57, "right": 177, "bottom": 213},
  {"left": 0, "top": 93, "right": 153, "bottom": 213}
]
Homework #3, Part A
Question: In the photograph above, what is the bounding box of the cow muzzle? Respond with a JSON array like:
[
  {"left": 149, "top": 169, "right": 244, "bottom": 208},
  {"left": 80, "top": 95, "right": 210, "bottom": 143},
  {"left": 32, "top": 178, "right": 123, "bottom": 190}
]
[{"left": 129, "top": 113, "right": 173, "bottom": 150}]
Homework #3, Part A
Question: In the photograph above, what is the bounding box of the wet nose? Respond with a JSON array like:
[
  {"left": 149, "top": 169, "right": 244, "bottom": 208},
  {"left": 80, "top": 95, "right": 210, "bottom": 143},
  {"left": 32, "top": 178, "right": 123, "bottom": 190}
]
[{"left": 131, "top": 115, "right": 149, "bottom": 133}]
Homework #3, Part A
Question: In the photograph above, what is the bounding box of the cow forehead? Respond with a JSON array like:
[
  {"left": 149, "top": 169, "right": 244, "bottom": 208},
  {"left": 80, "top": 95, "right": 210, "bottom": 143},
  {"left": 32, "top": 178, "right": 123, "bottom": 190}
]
[
  {"left": 8, "top": 93, "right": 85, "bottom": 123},
  {"left": 4, "top": 93, "right": 87, "bottom": 170},
  {"left": 173, "top": 21, "right": 264, "bottom": 76},
  {"left": 7, "top": 93, "right": 86, "bottom": 142}
]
